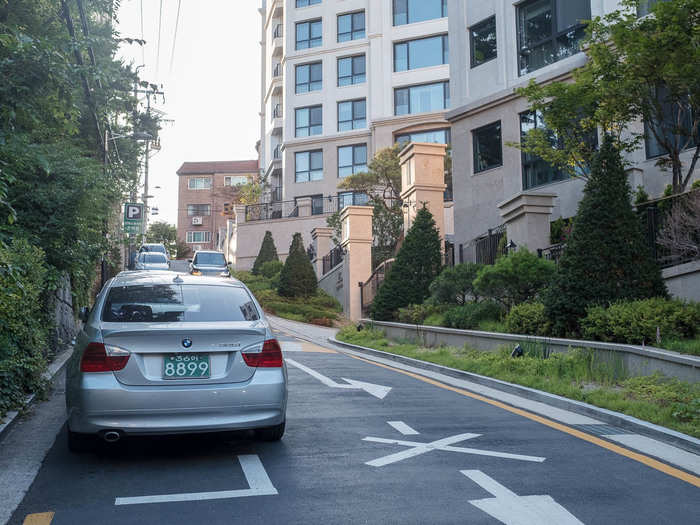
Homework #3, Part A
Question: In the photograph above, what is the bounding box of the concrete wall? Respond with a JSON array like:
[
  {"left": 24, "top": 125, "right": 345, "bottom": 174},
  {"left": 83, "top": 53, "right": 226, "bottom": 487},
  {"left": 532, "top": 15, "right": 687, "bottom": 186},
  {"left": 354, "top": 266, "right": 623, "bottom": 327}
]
[
  {"left": 365, "top": 320, "right": 700, "bottom": 384},
  {"left": 663, "top": 260, "right": 700, "bottom": 303},
  {"left": 318, "top": 261, "right": 346, "bottom": 314}
]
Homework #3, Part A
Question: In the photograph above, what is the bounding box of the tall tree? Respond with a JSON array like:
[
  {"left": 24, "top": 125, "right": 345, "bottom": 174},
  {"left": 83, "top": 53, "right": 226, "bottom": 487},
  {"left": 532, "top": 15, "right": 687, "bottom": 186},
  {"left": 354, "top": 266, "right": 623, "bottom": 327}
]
[
  {"left": 278, "top": 233, "right": 317, "bottom": 297},
  {"left": 252, "top": 231, "right": 279, "bottom": 275},
  {"left": 146, "top": 222, "right": 177, "bottom": 257},
  {"left": 543, "top": 135, "right": 667, "bottom": 336}
]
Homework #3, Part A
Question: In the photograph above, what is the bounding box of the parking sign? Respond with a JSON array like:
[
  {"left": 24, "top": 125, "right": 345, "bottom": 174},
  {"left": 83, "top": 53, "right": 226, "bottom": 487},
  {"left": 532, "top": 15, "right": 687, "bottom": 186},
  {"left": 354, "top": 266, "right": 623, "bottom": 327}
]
[{"left": 123, "top": 202, "right": 144, "bottom": 234}]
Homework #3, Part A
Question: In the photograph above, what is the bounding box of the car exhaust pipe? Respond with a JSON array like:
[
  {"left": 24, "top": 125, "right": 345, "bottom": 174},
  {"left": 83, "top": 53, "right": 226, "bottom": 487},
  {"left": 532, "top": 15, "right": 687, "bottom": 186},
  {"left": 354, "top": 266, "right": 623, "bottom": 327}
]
[{"left": 102, "top": 431, "right": 121, "bottom": 443}]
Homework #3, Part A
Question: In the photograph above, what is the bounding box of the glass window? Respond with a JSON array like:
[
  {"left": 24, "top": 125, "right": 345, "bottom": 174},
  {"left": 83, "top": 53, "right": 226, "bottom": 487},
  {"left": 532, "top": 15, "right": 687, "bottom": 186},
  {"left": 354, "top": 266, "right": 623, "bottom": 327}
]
[
  {"left": 338, "top": 99, "right": 366, "bottom": 132},
  {"left": 295, "top": 61, "right": 322, "bottom": 93},
  {"left": 394, "top": 34, "right": 448, "bottom": 72},
  {"left": 338, "top": 144, "right": 367, "bottom": 178},
  {"left": 338, "top": 11, "right": 365, "bottom": 42},
  {"left": 394, "top": 81, "right": 449, "bottom": 115},
  {"left": 186, "top": 231, "right": 212, "bottom": 243},
  {"left": 295, "top": 105, "right": 322, "bottom": 137},
  {"left": 396, "top": 128, "right": 451, "bottom": 145},
  {"left": 338, "top": 55, "right": 365, "bottom": 86},
  {"left": 644, "top": 86, "right": 698, "bottom": 159},
  {"left": 295, "top": 194, "right": 324, "bottom": 215},
  {"left": 188, "top": 177, "right": 211, "bottom": 190},
  {"left": 296, "top": 19, "right": 322, "bottom": 50},
  {"left": 193, "top": 252, "right": 226, "bottom": 266},
  {"left": 520, "top": 110, "right": 568, "bottom": 189},
  {"left": 187, "top": 204, "right": 211, "bottom": 216},
  {"left": 102, "top": 284, "right": 259, "bottom": 323},
  {"left": 224, "top": 176, "right": 248, "bottom": 186},
  {"left": 296, "top": 0, "right": 321, "bottom": 7},
  {"left": 517, "top": 0, "right": 590, "bottom": 76},
  {"left": 338, "top": 191, "right": 369, "bottom": 210},
  {"left": 470, "top": 16, "right": 497, "bottom": 68},
  {"left": 472, "top": 121, "right": 503, "bottom": 173},
  {"left": 393, "top": 0, "right": 447, "bottom": 26},
  {"left": 295, "top": 150, "right": 324, "bottom": 182}
]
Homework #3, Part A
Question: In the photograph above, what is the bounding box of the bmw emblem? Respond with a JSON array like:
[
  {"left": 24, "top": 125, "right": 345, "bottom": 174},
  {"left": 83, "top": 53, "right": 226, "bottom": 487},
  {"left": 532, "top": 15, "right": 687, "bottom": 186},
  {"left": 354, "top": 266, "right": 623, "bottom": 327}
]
[{"left": 182, "top": 338, "right": 193, "bottom": 349}]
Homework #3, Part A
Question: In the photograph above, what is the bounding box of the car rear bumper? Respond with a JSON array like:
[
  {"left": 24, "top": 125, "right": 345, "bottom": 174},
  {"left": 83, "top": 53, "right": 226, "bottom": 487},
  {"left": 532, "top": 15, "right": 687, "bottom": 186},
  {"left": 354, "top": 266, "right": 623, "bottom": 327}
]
[{"left": 68, "top": 369, "right": 286, "bottom": 435}]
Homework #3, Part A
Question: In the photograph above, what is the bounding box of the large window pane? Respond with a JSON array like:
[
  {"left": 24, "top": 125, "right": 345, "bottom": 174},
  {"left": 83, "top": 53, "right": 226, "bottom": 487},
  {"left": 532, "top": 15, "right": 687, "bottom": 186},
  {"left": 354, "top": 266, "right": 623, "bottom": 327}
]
[
  {"left": 396, "top": 128, "right": 451, "bottom": 145},
  {"left": 296, "top": 105, "right": 322, "bottom": 137},
  {"left": 338, "top": 11, "right": 365, "bottom": 42},
  {"left": 295, "top": 62, "right": 322, "bottom": 93},
  {"left": 338, "top": 55, "right": 365, "bottom": 86},
  {"left": 296, "top": 0, "right": 321, "bottom": 7},
  {"left": 393, "top": 0, "right": 447, "bottom": 26},
  {"left": 472, "top": 121, "right": 503, "bottom": 173},
  {"left": 470, "top": 16, "right": 497, "bottom": 68},
  {"left": 644, "top": 86, "right": 698, "bottom": 159},
  {"left": 296, "top": 19, "right": 322, "bottom": 50},
  {"left": 394, "top": 81, "right": 448, "bottom": 115},
  {"left": 338, "top": 144, "right": 367, "bottom": 178},
  {"left": 520, "top": 110, "right": 567, "bottom": 189},
  {"left": 338, "top": 99, "right": 366, "bottom": 131},
  {"left": 394, "top": 35, "right": 448, "bottom": 72},
  {"left": 295, "top": 150, "right": 324, "bottom": 182}
]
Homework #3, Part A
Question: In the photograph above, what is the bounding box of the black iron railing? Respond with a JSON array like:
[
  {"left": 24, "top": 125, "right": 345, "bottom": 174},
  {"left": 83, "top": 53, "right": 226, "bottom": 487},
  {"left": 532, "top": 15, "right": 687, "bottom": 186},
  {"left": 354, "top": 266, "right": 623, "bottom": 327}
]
[
  {"left": 245, "top": 200, "right": 298, "bottom": 222},
  {"left": 272, "top": 104, "right": 283, "bottom": 118},
  {"left": 272, "top": 63, "right": 282, "bottom": 77},
  {"left": 473, "top": 225, "right": 506, "bottom": 265},
  {"left": 538, "top": 243, "right": 565, "bottom": 264},
  {"left": 273, "top": 24, "right": 283, "bottom": 38},
  {"left": 360, "top": 258, "right": 395, "bottom": 317},
  {"left": 322, "top": 245, "right": 344, "bottom": 275},
  {"left": 245, "top": 194, "right": 370, "bottom": 222}
]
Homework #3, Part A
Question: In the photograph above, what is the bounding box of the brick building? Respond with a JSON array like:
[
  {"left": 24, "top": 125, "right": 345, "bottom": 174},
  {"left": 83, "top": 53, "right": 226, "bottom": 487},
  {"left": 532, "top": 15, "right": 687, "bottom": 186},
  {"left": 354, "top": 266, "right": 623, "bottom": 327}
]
[{"left": 176, "top": 160, "right": 259, "bottom": 253}]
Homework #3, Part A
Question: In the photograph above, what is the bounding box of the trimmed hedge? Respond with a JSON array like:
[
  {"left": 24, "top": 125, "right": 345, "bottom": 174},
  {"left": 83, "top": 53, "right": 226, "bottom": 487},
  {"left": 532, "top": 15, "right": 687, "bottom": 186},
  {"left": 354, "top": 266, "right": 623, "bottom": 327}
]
[
  {"left": 443, "top": 301, "right": 503, "bottom": 330},
  {"left": 581, "top": 298, "right": 700, "bottom": 346},
  {"left": 505, "top": 301, "right": 550, "bottom": 336}
]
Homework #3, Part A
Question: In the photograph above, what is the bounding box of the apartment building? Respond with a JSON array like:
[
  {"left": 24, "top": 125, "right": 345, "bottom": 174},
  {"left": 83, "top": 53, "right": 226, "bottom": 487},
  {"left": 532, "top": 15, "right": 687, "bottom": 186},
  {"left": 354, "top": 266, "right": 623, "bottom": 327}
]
[
  {"left": 259, "top": 0, "right": 452, "bottom": 214},
  {"left": 176, "top": 160, "right": 258, "bottom": 252},
  {"left": 446, "top": 0, "right": 697, "bottom": 261}
]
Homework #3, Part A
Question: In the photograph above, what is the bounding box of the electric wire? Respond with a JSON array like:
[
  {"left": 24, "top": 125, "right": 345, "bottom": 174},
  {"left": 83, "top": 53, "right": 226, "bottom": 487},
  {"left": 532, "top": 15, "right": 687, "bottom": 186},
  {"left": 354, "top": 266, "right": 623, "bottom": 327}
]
[
  {"left": 139, "top": 0, "right": 145, "bottom": 64},
  {"left": 155, "top": 0, "right": 163, "bottom": 77},
  {"left": 169, "top": 0, "right": 182, "bottom": 73}
]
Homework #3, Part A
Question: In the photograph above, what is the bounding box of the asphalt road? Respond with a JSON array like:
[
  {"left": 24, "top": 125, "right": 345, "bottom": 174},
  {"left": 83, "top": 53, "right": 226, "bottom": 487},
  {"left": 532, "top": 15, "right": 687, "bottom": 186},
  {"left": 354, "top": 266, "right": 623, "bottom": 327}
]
[{"left": 5, "top": 326, "right": 700, "bottom": 524}]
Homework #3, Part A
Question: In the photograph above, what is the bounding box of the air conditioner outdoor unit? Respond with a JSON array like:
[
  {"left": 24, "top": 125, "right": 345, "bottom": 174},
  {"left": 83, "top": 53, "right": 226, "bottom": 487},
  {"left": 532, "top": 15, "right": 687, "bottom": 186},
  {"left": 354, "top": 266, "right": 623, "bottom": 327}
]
[{"left": 192, "top": 216, "right": 203, "bottom": 225}]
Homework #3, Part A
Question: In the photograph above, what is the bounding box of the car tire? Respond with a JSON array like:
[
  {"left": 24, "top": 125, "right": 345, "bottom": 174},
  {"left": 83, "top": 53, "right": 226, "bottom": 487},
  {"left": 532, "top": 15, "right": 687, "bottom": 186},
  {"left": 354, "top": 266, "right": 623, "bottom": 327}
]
[
  {"left": 255, "top": 421, "right": 285, "bottom": 442},
  {"left": 67, "top": 429, "right": 94, "bottom": 453}
]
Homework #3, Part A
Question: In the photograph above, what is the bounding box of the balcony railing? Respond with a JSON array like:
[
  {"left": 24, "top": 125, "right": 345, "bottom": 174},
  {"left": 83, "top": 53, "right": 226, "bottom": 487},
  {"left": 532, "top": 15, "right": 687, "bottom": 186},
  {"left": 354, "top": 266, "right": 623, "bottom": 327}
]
[
  {"left": 273, "top": 24, "right": 283, "bottom": 38},
  {"left": 272, "top": 104, "right": 283, "bottom": 119},
  {"left": 322, "top": 245, "right": 344, "bottom": 275},
  {"left": 270, "top": 186, "right": 282, "bottom": 202},
  {"left": 245, "top": 194, "right": 370, "bottom": 222},
  {"left": 272, "top": 63, "right": 282, "bottom": 77},
  {"left": 272, "top": 145, "right": 282, "bottom": 160}
]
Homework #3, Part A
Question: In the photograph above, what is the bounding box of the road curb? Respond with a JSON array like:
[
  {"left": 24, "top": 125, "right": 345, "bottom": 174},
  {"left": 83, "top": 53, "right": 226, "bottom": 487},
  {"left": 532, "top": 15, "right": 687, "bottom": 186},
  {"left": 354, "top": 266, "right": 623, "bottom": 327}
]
[
  {"left": 329, "top": 337, "right": 700, "bottom": 455},
  {"left": 0, "top": 345, "right": 73, "bottom": 444}
]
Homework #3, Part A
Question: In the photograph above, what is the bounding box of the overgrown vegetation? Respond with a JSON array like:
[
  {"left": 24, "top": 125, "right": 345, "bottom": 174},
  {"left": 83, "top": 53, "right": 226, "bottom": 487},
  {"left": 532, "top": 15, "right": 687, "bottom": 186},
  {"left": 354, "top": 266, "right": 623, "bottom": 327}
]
[{"left": 338, "top": 326, "right": 700, "bottom": 437}]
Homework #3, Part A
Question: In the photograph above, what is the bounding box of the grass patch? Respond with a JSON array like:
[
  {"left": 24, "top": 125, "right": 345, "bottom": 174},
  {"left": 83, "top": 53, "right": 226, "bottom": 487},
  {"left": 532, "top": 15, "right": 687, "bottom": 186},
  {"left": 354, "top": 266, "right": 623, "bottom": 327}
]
[
  {"left": 661, "top": 337, "right": 700, "bottom": 357},
  {"left": 338, "top": 325, "right": 700, "bottom": 437},
  {"left": 234, "top": 270, "right": 342, "bottom": 327}
]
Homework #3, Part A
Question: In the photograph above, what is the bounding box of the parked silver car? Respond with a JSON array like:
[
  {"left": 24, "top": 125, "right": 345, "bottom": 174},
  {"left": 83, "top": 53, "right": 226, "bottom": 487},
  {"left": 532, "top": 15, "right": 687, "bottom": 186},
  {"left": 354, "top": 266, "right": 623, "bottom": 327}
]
[
  {"left": 134, "top": 252, "right": 170, "bottom": 271},
  {"left": 66, "top": 271, "right": 287, "bottom": 451},
  {"left": 189, "top": 250, "right": 229, "bottom": 277},
  {"left": 139, "top": 243, "right": 169, "bottom": 261}
]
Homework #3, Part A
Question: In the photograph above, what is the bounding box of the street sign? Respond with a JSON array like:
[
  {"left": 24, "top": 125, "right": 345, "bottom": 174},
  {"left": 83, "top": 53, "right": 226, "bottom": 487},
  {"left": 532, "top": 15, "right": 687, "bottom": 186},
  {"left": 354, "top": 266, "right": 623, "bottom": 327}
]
[{"left": 123, "top": 202, "right": 144, "bottom": 234}]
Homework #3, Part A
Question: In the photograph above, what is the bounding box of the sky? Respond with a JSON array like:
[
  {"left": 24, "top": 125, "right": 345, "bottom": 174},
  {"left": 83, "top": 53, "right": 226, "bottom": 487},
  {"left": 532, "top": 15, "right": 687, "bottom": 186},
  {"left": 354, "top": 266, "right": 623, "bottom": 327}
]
[{"left": 116, "top": 0, "right": 261, "bottom": 226}]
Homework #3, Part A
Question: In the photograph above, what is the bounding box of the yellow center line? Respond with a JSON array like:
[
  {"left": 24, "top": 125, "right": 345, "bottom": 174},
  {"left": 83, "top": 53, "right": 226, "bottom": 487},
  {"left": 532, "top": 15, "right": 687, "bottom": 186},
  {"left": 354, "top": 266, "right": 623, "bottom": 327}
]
[
  {"left": 23, "top": 512, "right": 54, "bottom": 525},
  {"left": 346, "top": 353, "right": 700, "bottom": 488}
]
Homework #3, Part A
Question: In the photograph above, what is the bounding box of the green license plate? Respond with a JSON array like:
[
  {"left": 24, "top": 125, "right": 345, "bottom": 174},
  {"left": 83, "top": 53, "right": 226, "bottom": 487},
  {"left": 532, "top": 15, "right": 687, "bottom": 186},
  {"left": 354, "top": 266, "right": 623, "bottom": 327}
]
[{"left": 163, "top": 354, "right": 210, "bottom": 379}]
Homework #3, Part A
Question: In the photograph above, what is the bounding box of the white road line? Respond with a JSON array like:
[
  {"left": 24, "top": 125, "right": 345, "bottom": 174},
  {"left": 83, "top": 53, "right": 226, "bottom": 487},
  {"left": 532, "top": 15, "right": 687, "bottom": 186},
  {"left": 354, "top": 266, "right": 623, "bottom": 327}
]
[
  {"left": 363, "top": 433, "right": 545, "bottom": 467},
  {"left": 604, "top": 434, "right": 700, "bottom": 475},
  {"left": 114, "top": 455, "right": 277, "bottom": 505},
  {"left": 286, "top": 358, "right": 392, "bottom": 399},
  {"left": 387, "top": 421, "right": 420, "bottom": 435},
  {"left": 462, "top": 470, "right": 584, "bottom": 525}
]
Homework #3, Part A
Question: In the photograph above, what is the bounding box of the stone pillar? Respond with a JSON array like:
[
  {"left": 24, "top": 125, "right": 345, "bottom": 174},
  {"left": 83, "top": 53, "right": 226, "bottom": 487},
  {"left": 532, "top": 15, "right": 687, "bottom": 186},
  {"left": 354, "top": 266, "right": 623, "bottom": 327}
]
[
  {"left": 498, "top": 192, "right": 556, "bottom": 252},
  {"left": 399, "top": 142, "right": 447, "bottom": 243},
  {"left": 311, "top": 227, "right": 333, "bottom": 278},
  {"left": 340, "top": 205, "right": 373, "bottom": 321},
  {"left": 233, "top": 204, "right": 246, "bottom": 224},
  {"left": 297, "top": 197, "right": 312, "bottom": 217}
]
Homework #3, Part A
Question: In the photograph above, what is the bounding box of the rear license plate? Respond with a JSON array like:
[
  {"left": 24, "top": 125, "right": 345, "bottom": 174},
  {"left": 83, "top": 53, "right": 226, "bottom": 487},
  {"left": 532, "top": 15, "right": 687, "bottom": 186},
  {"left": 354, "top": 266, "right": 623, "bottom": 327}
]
[{"left": 163, "top": 354, "right": 210, "bottom": 379}]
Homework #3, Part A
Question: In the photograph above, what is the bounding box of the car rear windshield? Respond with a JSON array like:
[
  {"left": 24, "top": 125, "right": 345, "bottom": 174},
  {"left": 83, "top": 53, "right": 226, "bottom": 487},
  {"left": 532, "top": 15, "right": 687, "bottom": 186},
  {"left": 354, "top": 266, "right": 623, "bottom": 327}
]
[
  {"left": 102, "top": 284, "right": 260, "bottom": 323},
  {"left": 194, "top": 253, "right": 226, "bottom": 266},
  {"left": 140, "top": 253, "right": 167, "bottom": 263}
]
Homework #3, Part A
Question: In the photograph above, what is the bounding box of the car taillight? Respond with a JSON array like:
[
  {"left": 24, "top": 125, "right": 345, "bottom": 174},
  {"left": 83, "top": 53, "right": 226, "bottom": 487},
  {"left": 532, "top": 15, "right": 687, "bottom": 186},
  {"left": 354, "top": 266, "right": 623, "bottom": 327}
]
[
  {"left": 242, "top": 339, "right": 283, "bottom": 368},
  {"left": 80, "top": 343, "right": 131, "bottom": 372}
]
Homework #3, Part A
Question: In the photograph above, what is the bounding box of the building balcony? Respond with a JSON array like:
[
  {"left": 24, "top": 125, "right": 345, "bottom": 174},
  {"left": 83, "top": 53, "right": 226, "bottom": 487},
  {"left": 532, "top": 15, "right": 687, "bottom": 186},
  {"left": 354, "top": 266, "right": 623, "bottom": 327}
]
[
  {"left": 271, "top": 107, "right": 283, "bottom": 135},
  {"left": 270, "top": 0, "right": 282, "bottom": 19},
  {"left": 271, "top": 25, "right": 283, "bottom": 57}
]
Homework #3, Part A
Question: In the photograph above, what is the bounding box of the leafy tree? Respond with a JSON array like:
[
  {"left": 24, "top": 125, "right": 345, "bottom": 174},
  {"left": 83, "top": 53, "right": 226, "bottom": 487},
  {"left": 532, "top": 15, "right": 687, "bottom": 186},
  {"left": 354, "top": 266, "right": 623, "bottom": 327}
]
[
  {"left": 428, "top": 263, "right": 483, "bottom": 305},
  {"left": 175, "top": 240, "right": 192, "bottom": 260},
  {"left": 278, "top": 233, "right": 317, "bottom": 297},
  {"left": 252, "top": 231, "right": 279, "bottom": 275},
  {"left": 514, "top": 0, "right": 700, "bottom": 193},
  {"left": 543, "top": 135, "right": 667, "bottom": 337},
  {"left": 146, "top": 222, "right": 177, "bottom": 257},
  {"left": 371, "top": 206, "right": 442, "bottom": 320}
]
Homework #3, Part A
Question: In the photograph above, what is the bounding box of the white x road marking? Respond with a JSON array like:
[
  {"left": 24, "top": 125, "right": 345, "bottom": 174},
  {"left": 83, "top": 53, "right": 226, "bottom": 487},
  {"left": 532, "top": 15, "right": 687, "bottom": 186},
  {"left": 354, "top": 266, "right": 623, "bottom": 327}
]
[{"left": 363, "top": 422, "right": 546, "bottom": 467}]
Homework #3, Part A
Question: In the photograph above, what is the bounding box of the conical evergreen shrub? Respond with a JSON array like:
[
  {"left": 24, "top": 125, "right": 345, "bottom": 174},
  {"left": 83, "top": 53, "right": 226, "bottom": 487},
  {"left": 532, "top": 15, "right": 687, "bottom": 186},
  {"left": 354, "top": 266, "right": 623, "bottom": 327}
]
[
  {"left": 543, "top": 135, "right": 667, "bottom": 336},
  {"left": 252, "top": 231, "right": 279, "bottom": 275},
  {"left": 278, "top": 232, "right": 317, "bottom": 297},
  {"left": 371, "top": 206, "right": 442, "bottom": 320}
]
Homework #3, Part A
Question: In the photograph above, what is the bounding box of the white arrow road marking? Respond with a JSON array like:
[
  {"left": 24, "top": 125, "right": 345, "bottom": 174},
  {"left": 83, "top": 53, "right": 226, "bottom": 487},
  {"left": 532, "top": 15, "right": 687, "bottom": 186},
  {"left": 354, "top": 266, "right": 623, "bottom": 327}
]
[
  {"left": 286, "top": 358, "right": 392, "bottom": 399},
  {"left": 387, "top": 421, "right": 420, "bottom": 435},
  {"left": 462, "top": 470, "right": 584, "bottom": 525},
  {"left": 363, "top": 434, "right": 546, "bottom": 467},
  {"left": 114, "top": 455, "right": 277, "bottom": 505}
]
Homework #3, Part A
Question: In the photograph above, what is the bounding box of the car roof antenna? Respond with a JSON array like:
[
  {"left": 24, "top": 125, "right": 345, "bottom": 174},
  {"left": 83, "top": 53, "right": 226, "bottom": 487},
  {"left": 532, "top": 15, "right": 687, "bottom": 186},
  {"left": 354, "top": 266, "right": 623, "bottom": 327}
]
[{"left": 172, "top": 275, "right": 184, "bottom": 283}]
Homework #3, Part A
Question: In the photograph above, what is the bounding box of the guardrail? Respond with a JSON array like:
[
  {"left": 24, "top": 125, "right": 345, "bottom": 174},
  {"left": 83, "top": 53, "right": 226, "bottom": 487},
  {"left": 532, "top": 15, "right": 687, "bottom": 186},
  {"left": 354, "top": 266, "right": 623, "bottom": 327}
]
[{"left": 322, "top": 245, "right": 344, "bottom": 275}]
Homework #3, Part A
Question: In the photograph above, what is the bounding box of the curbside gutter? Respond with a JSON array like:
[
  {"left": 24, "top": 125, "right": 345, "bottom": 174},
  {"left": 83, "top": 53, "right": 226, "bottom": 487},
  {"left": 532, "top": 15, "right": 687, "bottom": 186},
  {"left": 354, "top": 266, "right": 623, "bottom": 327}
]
[
  {"left": 330, "top": 337, "right": 700, "bottom": 455},
  {"left": 0, "top": 345, "right": 73, "bottom": 444}
]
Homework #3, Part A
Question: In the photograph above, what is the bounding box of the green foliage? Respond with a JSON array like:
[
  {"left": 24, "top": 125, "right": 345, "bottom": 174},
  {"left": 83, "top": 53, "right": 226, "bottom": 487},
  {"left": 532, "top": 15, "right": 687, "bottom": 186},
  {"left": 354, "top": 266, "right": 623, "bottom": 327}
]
[
  {"left": 443, "top": 301, "right": 503, "bottom": 330},
  {"left": 252, "top": 231, "right": 279, "bottom": 275},
  {"left": 0, "top": 239, "right": 49, "bottom": 416},
  {"left": 278, "top": 233, "right": 317, "bottom": 297},
  {"left": 581, "top": 298, "right": 700, "bottom": 346},
  {"left": 371, "top": 207, "right": 442, "bottom": 320},
  {"left": 428, "top": 263, "right": 483, "bottom": 305},
  {"left": 549, "top": 217, "right": 574, "bottom": 244},
  {"left": 397, "top": 304, "right": 446, "bottom": 325},
  {"left": 473, "top": 250, "right": 555, "bottom": 309},
  {"left": 260, "top": 260, "right": 284, "bottom": 279},
  {"left": 146, "top": 222, "right": 177, "bottom": 258},
  {"left": 544, "top": 136, "right": 667, "bottom": 336},
  {"left": 176, "top": 240, "right": 192, "bottom": 259},
  {"left": 505, "top": 302, "right": 551, "bottom": 336},
  {"left": 634, "top": 185, "right": 650, "bottom": 206},
  {"left": 662, "top": 337, "right": 700, "bottom": 357}
]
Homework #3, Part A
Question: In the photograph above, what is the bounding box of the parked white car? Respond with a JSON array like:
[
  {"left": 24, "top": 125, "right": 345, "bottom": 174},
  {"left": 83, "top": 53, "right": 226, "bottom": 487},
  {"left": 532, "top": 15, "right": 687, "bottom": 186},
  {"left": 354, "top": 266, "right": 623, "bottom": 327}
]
[{"left": 135, "top": 252, "right": 169, "bottom": 271}]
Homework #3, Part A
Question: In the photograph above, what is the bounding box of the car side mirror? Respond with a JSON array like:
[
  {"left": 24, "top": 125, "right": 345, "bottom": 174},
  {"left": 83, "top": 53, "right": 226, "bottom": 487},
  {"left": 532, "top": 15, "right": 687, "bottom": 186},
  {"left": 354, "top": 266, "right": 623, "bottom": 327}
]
[
  {"left": 78, "top": 306, "right": 90, "bottom": 322},
  {"left": 187, "top": 259, "right": 192, "bottom": 263}
]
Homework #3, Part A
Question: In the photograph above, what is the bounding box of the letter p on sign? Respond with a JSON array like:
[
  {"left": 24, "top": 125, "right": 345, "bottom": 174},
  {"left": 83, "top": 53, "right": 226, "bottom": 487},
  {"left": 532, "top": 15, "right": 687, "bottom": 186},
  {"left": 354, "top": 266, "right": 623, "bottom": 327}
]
[{"left": 126, "top": 204, "right": 142, "bottom": 220}]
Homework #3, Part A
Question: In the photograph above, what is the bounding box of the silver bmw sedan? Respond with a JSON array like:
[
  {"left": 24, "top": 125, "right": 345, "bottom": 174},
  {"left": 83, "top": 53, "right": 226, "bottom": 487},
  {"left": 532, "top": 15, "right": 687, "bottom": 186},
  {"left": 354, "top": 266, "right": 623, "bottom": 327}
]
[{"left": 65, "top": 271, "right": 287, "bottom": 452}]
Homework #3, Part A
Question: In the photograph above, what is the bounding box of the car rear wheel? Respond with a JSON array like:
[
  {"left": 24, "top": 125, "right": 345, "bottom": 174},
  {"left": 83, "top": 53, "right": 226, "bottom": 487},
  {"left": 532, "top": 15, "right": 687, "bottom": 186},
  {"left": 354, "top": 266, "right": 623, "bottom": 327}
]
[
  {"left": 255, "top": 421, "right": 285, "bottom": 442},
  {"left": 67, "top": 429, "right": 94, "bottom": 453}
]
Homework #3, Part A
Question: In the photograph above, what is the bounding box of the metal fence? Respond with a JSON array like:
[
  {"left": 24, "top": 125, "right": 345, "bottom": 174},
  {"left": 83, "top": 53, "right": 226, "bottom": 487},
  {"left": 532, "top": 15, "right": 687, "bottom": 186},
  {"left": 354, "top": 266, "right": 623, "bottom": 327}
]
[
  {"left": 322, "top": 245, "right": 344, "bottom": 275},
  {"left": 538, "top": 243, "right": 565, "bottom": 264},
  {"left": 245, "top": 194, "right": 370, "bottom": 222},
  {"left": 360, "top": 258, "right": 395, "bottom": 317},
  {"left": 472, "top": 225, "right": 507, "bottom": 265}
]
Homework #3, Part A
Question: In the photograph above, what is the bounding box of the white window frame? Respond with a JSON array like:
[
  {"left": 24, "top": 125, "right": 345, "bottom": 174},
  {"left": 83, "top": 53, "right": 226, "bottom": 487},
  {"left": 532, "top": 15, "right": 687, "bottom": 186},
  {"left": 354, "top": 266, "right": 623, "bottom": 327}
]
[
  {"left": 188, "top": 177, "right": 212, "bottom": 190},
  {"left": 186, "top": 231, "right": 211, "bottom": 243},
  {"left": 224, "top": 175, "right": 249, "bottom": 186}
]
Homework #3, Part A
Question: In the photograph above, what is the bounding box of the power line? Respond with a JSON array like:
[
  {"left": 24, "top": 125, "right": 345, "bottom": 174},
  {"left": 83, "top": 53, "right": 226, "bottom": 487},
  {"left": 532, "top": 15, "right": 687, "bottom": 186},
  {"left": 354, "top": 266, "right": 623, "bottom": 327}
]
[
  {"left": 155, "top": 0, "right": 163, "bottom": 76},
  {"left": 169, "top": 0, "right": 182, "bottom": 73},
  {"left": 139, "top": 0, "right": 145, "bottom": 64}
]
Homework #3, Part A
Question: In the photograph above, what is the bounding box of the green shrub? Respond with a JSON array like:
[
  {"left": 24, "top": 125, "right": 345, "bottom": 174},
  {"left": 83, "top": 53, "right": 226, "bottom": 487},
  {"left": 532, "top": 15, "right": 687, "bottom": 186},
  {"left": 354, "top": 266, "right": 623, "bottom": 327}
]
[
  {"left": 397, "top": 304, "right": 445, "bottom": 325},
  {"left": 260, "top": 260, "right": 284, "bottom": 278},
  {"left": 278, "top": 233, "right": 317, "bottom": 297},
  {"left": 505, "top": 302, "right": 551, "bottom": 336},
  {"left": 581, "top": 298, "right": 700, "bottom": 345},
  {"left": 306, "top": 289, "right": 343, "bottom": 311},
  {"left": 473, "top": 249, "right": 555, "bottom": 309},
  {"left": 443, "top": 301, "right": 503, "bottom": 330},
  {"left": 428, "top": 263, "right": 483, "bottom": 305},
  {"left": 252, "top": 231, "right": 279, "bottom": 275}
]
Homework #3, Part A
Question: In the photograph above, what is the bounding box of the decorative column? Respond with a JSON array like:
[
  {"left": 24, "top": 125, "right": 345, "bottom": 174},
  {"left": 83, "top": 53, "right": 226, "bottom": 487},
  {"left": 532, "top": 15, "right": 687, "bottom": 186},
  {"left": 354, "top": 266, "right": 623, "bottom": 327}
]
[
  {"left": 296, "top": 197, "right": 312, "bottom": 217},
  {"left": 340, "top": 205, "right": 373, "bottom": 321},
  {"left": 233, "top": 204, "right": 246, "bottom": 224},
  {"left": 399, "top": 142, "right": 447, "bottom": 243},
  {"left": 311, "top": 227, "right": 333, "bottom": 278},
  {"left": 498, "top": 192, "right": 556, "bottom": 252}
]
